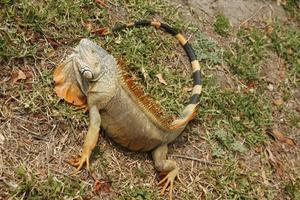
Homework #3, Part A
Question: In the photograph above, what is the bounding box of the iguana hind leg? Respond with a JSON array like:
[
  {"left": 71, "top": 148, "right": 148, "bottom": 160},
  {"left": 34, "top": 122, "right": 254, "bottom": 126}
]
[
  {"left": 153, "top": 144, "right": 179, "bottom": 200},
  {"left": 67, "top": 105, "right": 101, "bottom": 175}
]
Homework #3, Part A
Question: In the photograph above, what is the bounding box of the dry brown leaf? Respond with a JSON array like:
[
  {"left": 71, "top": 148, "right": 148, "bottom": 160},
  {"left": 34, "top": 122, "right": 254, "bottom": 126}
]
[
  {"left": 46, "top": 37, "right": 60, "bottom": 49},
  {"left": 95, "top": 0, "right": 108, "bottom": 8},
  {"left": 156, "top": 73, "right": 167, "bottom": 85},
  {"left": 93, "top": 180, "right": 111, "bottom": 193},
  {"left": 273, "top": 98, "right": 284, "bottom": 106},
  {"left": 255, "top": 146, "right": 263, "bottom": 153},
  {"left": 91, "top": 172, "right": 111, "bottom": 193},
  {"left": 266, "top": 147, "right": 286, "bottom": 179},
  {"left": 93, "top": 180, "right": 101, "bottom": 193},
  {"left": 274, "top": 161, "right": 285, "bottom": 178},
  {"left": 92, "top": 27, "right": 109, "bottom": 36},
  {"left": 243, "top": 81, "right": 256, "bottom": 93},
  {"left": 265, "top": 25, "right": 274, "bottom": 36},
  {"left": 266, "top": 128, "right": 296, "bottom": 146},
  {"left": 11, "top": 69, "right": 26, "bottom": 83}
]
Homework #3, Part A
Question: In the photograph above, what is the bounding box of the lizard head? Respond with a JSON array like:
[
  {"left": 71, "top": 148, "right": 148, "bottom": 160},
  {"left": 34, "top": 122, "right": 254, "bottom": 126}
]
[
  {"left": 54, "top": 38, "right": 116, "bottom": 107},
  {"left": 53, "top": 38, "right": 106, "bottom": 107},
  {"left": 75, "top": 38, "right": 103, "bottom": 81}
]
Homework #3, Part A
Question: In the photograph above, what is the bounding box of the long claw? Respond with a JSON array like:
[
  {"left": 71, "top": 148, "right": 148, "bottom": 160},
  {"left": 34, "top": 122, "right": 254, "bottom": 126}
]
[
  {"left": 158, "top": 168, "right": 179, "bottom": 200},
  {"left": 161, "top": 179, "right": 170, "bottom": 195},
  {"left": 86, "top": 155, "right": 90, "bottom": 171},
  {"left": 169, "top": 179, "right": 174, "bottom": 200},
  {"left": 67, "top": 150, "right": 91, "bottom": 175},
  {"left": 158, "top": 175, "right": 168, "bottom": 185},
  {"left": 71, "top": 167, "right": 81, "bottom": 176}
]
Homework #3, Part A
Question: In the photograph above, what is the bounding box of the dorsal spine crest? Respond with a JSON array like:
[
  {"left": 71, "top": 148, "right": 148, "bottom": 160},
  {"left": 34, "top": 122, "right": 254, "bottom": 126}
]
[{"left": 113, "top": 20, "right": 202, "bottom": 131}]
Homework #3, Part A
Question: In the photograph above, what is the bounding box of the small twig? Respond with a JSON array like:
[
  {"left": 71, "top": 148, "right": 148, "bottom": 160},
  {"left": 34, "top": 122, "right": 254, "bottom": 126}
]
[
  {"left": 238, "top": 5, "right": 267, "bottom": 29},
  {"left": 50, "top": 168, "right": 92, "bottom": 186},
  {"left": 19, "top": 125, "right": 49, "bottom": 141},
  {"left": 171, "top": 154, "right": 222, "bottom": 166}
]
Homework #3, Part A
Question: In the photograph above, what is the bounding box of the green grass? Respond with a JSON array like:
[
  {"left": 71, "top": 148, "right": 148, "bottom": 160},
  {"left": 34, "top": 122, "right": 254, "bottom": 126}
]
[
  {"left": 213, "top": 14, "right": 231, "bottom": 37},
  {"left": 117, "top": 186, "right": 157, "bottom": 200},
  {"left": 282, "top": 0, "right": 300, "bottom": 22},
  {"left": 284, "top": 178, "right": 300, "bottom": 199},
  {"left": 1, "top": 0, "right": 299, "bottom": 199},
  {"left": 0, "top": 0, "right": 106, "bottom": 61},
  {"left": 192, "top": 30, "right": 223, "bottom": 66},
  {"left": 213, "top": 19, "right": 299, "bottom": 150},
  {"left": 225, "top": 19, "right": 300, "bottom": 83},
  {"left": 11, "top": 166, "right": 87, "bottom": 199},
  {"left": 191, "top": 28, "right": 273, "bottom": 150},
  {"left": 199, "top": 77, "right": 272, "bottom": 150},
  {"left": 225, "top": 27, "right": 268, "bottom": 82},
  {"left": 207, "top": 159, "right": 255, "bottom": 199},
  {"left": 269, "top": 21, "right": 300, "bottom": 80}
]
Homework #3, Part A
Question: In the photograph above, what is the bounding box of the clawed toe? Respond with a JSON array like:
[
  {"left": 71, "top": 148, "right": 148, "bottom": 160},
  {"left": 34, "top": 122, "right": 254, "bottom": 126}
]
[
  {"left": 66, "top": 151, "right": 91, "bottom": 175},
  {"left": 158, "top": 168, "right": 179, "bottom": 200}
]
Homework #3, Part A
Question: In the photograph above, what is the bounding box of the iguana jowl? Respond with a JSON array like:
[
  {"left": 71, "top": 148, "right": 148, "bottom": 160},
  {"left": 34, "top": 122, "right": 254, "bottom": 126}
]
[{"left": 54, "top": 20, "right": 202, "bottom": 199}]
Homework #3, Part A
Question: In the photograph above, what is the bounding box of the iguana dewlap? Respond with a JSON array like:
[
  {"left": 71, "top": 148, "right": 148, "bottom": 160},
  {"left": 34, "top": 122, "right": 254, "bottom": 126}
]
[{"left": 54, "top": 20, "right": 202, "bottom": 199}]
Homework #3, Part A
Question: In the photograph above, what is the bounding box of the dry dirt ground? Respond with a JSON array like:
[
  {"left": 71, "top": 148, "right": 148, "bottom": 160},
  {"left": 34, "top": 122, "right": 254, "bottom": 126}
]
[{"left": 0, "top": 0, "right": 299, "bottom": 199}]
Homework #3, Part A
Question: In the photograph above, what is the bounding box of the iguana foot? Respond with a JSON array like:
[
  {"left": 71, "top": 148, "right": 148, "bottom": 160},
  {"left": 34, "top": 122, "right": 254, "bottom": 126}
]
[
  {"left": 67, "top": 150, "right": 91, "bottom": 175},
  {"left": 158, "top": 168, "right": 179, "bottom": 200}
]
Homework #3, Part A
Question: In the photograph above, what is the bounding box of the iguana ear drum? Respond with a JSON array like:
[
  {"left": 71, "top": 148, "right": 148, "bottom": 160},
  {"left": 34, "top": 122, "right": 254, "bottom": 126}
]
[
  {"left": 80, "top": 65, "right": 93, "bottom": 80},
  {"left": 83, "top": 70, "right": 93, "bottom": 80}
]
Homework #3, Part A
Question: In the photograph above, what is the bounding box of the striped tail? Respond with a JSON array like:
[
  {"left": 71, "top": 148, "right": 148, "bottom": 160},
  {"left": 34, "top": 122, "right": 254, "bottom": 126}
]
[{"left": 111, "top": 20, "right": 202, "bottom": 130}]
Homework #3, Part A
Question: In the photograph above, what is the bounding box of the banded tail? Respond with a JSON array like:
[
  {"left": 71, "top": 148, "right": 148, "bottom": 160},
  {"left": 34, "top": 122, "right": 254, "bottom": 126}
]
[{"left": 111, "top": 20, "right": 202, "bottom": 130}]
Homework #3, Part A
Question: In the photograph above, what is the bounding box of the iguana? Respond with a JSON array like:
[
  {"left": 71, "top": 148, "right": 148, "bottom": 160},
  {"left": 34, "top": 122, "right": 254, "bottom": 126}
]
[{"left": 53, "top": 20, "right": 202, "bottom": 199}]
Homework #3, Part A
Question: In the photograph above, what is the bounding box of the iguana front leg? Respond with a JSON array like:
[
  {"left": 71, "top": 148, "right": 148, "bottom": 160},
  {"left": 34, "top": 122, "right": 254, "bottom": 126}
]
[
  {"left": 153, "top": 145, "right": 179, "bottom": 200},
  {"left": 68, "top": 105, "right": 101, "bottom": 174}
]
